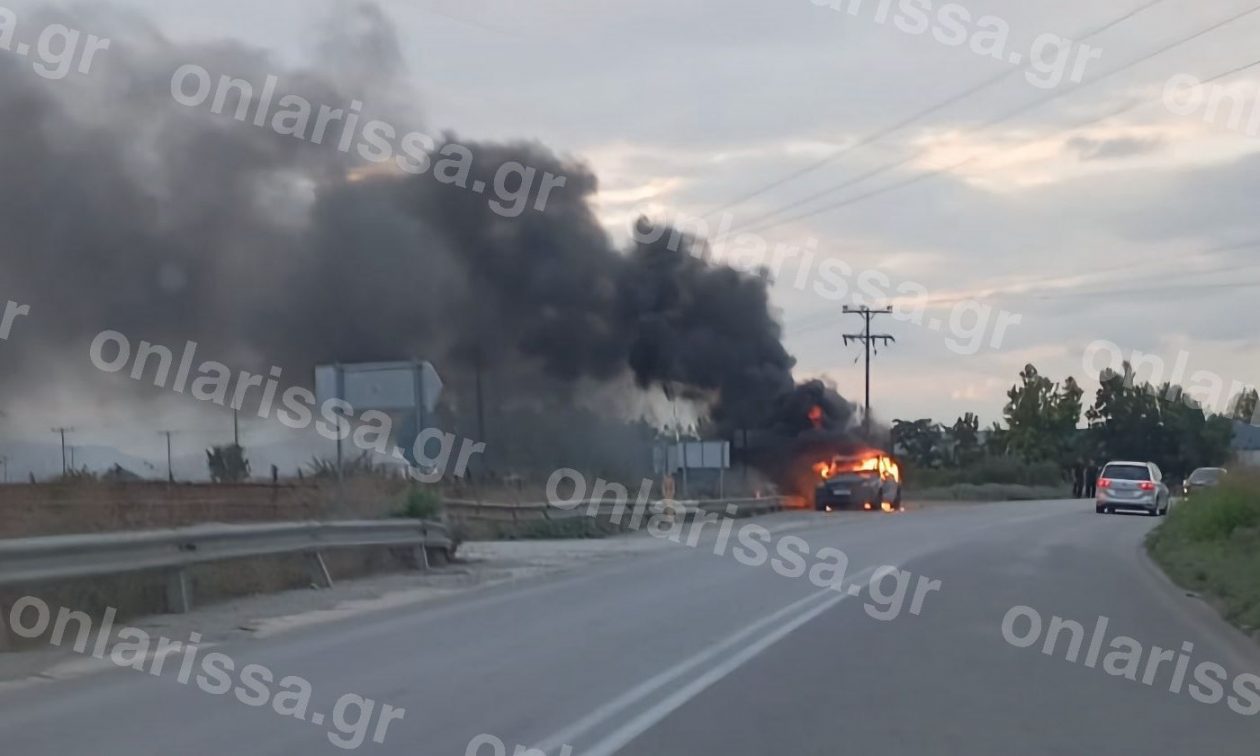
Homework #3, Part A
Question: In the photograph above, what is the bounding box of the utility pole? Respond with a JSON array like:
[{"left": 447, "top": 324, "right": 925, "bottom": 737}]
[
  {"left": 842, "top": 306, "right": 895, "bottom": 439},
  {"left": 51, "top": 427, "right": 73, "bottom": 476},
  {"left": 474, "top": 357, "right": 487, "bottom": 446},
  {"left": 159, "top": 430, "right": 176, "bottom": 483}
]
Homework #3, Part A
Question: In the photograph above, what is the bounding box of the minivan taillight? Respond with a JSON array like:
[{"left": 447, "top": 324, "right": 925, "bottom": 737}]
[
  {"left": 1098, "top": 479, "right": 1111, "bottom": 489},
  {"left": 1139, "top": 481, "right": 1156, "bottom": 491}
]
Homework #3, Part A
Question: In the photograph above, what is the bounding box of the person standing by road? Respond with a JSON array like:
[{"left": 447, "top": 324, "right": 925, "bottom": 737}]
[
  {"left": 1084, "top": 459, "right": 1099, "bottom": 498},
  {"left": 1071, "top": 460, "right": 1085, "bottom": 498}
]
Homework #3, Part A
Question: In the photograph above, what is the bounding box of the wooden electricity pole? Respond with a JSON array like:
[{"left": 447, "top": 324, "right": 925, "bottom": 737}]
[{"left": 842, "top": 306, "right": 895, "bottom": 439}]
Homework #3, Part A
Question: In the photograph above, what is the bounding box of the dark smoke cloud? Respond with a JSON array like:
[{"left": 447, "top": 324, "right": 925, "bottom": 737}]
[{"left": 0, "top": 2, "right": 857, "bottom": 474}]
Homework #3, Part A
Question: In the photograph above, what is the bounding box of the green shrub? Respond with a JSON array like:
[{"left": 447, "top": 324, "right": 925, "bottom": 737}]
[
  {"left": 1148, "top": 475, "right": 1260, "bottom": 635},
  {"left": 1156, "top": 477, "right": 1260, "bottom": 543},
  {"left": 906, "top": 457, "right": 1064, "bottom": 488},
  {"left": 912, "top": 483, "right": 1069, "bottom": 501},
  {"left": 395, "top": 487, "right": 442, "bottom": 521}
]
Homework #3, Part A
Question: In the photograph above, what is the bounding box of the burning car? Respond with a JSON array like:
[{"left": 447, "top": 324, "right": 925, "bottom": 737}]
[{"left": 813, "top": 453, "right": 903, "bottom": 513}]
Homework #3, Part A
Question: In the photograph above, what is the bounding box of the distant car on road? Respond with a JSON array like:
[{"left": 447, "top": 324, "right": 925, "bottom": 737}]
[
  {"left": 1095, "top": 460, "right": 1170, "bottom": 516},
  {"left": 1182, "top": 467, "right": 1227, "bottom": 499},
  {"left": 815, "top": 453, "right": 902, "bottom": 513}
]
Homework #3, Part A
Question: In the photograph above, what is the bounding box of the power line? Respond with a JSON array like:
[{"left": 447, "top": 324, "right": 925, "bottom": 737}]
[
  {"left": 785, "top": 247, "right": 1260, "bottom": 337},
  {"left": 1025, "top": 276, "right": 1260, "bottom": 300},
  {"left": 730, "top": 2, "right": 1260, "bottom": 235},
  {"left": 702, "top": 0, "right": 1172, "bottom": 219},
  {"left": 704, "top": 67, "right": 1015, "bottom": 220},
  {"left": 941, "top": 240, "right": 1260, "bottom": 307},
  {"left": 788, "top": 268, "right": 1260, "bottom": 339},
  {"left": 744, "top": 51, "right": 1260, "bottom": 236}
]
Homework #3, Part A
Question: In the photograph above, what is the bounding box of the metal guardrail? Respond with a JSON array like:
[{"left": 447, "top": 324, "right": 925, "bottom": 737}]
[
  {"left": 0, "top": 519, "right": 451, "bottom": 613},
  {"left": 443, "top": 496, "right": 789, "bottom": 524},
  {"left": 697, "top": 497, "right": 788, "bottom": 517}
]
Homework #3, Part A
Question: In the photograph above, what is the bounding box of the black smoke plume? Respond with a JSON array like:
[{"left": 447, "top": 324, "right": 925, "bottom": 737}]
[{"left": 0, "top": 3, "right": 858, "bottom": 483}]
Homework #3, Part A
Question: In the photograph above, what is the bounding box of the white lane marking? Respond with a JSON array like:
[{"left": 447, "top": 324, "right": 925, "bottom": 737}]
[
  {"left": 533, "top": 566, "right": 878, "bottom": 755},
  {"left": 580, "top": 566, "right": 882, "bottom": 756},
  {"left": 529, "top": 586, "right": 838, "bottom": 752}
]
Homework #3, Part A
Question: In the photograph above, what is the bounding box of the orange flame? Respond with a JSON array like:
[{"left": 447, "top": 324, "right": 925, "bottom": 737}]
[
  {"left": 813, "top": 452, "right": 901, "bottom": 484},
  {"left": 807, "top": 405, "right": 824, "bottom": 429}
]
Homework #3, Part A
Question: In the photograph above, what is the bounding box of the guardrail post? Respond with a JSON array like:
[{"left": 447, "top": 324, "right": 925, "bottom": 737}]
[
  {"left": 166, "top": 569, "right": 192, "bottom": 614},
  {"left": 412, "top": 525, "right": 431, "bottom": 571},
  {"left": 307, "top": 551, "right": 334, "bottom": 588}
]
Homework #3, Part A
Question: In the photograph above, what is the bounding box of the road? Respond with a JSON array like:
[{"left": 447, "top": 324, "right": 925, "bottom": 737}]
[{"left": 1, "top": 498, "right": 1257, "bottom": 755}]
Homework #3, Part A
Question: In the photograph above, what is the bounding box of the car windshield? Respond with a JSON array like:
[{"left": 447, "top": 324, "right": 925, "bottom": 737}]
[
  {"left": 1102, "top": 464, "right": 1151, "bottom": 481},
  {"left": 1189, "top": 469, "right": 1225, "bottom": 484},
  {"left": 832, "top": 470, "right": 878, "bottom": 479}
]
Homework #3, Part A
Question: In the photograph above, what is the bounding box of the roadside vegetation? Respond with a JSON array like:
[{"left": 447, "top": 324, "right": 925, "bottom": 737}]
[
  {"left": 1147, "top": 474, "right": 1260, "bottom": 637},
  {"left": 904, "top": 456, "right": 1068, "bottom": 500},
  {"left": 393, "top": 486, "right": 443, "bottom": 520},
  {"left": 911, "top": 483, "right": 1069, "bottom": 501},
  {"left": 893, "top": 363, "right": 1247, "bottom": 500}
]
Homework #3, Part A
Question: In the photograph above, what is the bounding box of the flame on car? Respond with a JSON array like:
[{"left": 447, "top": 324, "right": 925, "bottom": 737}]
[{"left": 812, "top": 452, "right": 901, "bottom": 484}]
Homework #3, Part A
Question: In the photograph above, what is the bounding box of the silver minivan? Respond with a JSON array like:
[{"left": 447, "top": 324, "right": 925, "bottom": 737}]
[{"left": 1095, "top": 460, "right": 1170, "bottom": 516}]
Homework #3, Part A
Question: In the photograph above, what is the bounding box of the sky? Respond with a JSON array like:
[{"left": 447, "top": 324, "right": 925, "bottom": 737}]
[{"left": 5, "top": 0, "right": 1259, "bottom": 469}]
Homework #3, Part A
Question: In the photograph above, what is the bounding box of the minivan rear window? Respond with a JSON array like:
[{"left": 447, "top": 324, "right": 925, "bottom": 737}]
[{"left": 1101, "top": 464, "right": 1151, "bottom": 481}]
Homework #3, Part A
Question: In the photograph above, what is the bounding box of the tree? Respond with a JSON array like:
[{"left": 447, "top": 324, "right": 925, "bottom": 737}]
[
  {"left": 1086, "top": 366, "right": 1235, "bottom": 479},
  {"left": 891, "top": 419, "right": 945, "bottom": 468},
  {"left": 1003, "top": 364, "right": 1082, "bottom": 463},
  {"left": 1086, "top": 363, "right": 1161, "bottom": 463},
  {"left": 984, "top": 421, "right": 1010, "bottom": 456},
  {"left": 207, "top": 443, "right": 250, "bottom": 483},
  {"left": 1228, "top": 388, "right": 1258, "bottom": 423},
  {"left": 947, "top": 413, "right": 981, "bottom": 466}
]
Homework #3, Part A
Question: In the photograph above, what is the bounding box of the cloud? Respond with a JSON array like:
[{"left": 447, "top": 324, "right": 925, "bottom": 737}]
[{"left": 1067, "top": 134, "right": 1166, "bottom": 161}]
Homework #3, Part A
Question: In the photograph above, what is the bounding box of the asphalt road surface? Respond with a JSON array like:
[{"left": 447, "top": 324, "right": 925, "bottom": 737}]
[{"left": 2, "top": 498, "right": 1257, "bottom": 755}]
